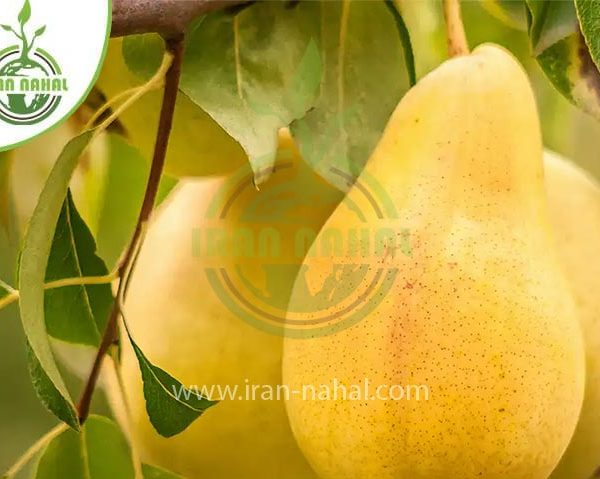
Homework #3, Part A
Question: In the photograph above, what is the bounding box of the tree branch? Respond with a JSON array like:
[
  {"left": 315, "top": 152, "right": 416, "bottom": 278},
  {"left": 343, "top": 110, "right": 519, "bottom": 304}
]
[
  {"left": 111, "top": 0, "right": 250, "bottom": 38},
  {"left": 77, "top": 36, "right": 186, "bottom": 424}
]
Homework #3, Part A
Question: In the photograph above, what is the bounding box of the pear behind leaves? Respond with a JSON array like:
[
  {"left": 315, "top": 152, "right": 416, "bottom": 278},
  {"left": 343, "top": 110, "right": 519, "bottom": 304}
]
[{"left": 545, "top": 151, "right": 600, "bottom": 479}]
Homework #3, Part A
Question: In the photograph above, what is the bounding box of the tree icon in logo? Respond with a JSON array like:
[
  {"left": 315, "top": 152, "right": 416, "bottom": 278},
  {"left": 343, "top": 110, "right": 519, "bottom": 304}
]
[{"left": 0, "top": 0, "right": 65, "bottom": 125}]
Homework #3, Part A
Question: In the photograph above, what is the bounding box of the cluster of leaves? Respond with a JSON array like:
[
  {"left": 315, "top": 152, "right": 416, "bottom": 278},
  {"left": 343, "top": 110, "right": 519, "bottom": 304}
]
[
  {"left": 7, "top": 131, "right": 214, "bottom": 477},
  {"left": 484, "top": 0, "right": 600, "bottom": 119},
  {"left": 122, "top": 0, "right": 413, "bottom": 189}
]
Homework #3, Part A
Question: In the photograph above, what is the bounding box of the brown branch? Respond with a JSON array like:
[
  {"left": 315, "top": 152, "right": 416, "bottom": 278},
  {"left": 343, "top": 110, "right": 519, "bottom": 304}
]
[
  {"left": 76, "top": 36, "right": 186, "bottom": 424},
  {"left": 111, "top": 0, "right": 250, "bottom": 38}
]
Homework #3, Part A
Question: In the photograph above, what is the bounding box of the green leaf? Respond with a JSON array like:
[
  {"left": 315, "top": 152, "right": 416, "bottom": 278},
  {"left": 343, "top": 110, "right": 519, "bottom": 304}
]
[
  {"left": 18, "top": 0, "right": 31, "bottom": 26},
  {"left": 121, "top": 33, "right": 165, "bottom": 81},
  {"left": 18, "top": 131, "right": 93, "bottom": 429},
  {"left": 526, "top": 0, "right": 579, "bottom": 55},
  {"left": 122, "top": 4, "right": 322, "bottom": 184},
  {"left": 481, "top": 0, "right": 528, "bottom": 30},
  {"left": 95, "top": 135, "right": 176, "bottom": 268},
  {"left": 0, "top": 24, "right": 12, "bottom": 31},
  {"left": 142, "top": 464, "right": 185, "bottom": 479},
  {"left": 537, "top": 32, "right": 600, "bottom": 120},
  {"left": 27, "top": 343, "right": 79, "bottom": 430},
  {"left": 44, "top": 190, "right": 112, "bottom": 346},
  {"left": 35, "top": 25, "right": 46, "bottom": 37},
  {"left": 575, "top": 0, "right": 600, "bottom": 71},
  {"left": 125, "top": 327, "right": 217, "bottom": 437},
  {"left": 178, "top": 2, "right": 322, "bottom": 183},
  {"left": 34, "top": 415, "right": 134, "bottom": 479},
  {"left": 290, "top": 1, "right": 410, "bottom": 190}
]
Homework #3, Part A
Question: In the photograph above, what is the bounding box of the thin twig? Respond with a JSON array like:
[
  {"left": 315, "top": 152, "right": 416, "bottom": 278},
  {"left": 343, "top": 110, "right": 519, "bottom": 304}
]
[
  {"left": 0, "top": 272, "right": 118, "bottom": 312},
  {"left": 90, "top": 53, "right": 173, "bottom": 139},
  {"left": 0, "top": 279, "right": 15, "bottom": 294},
  {"left": 0, "top": 292, "right": 18, "bottom": 311},
  {"left": 44, "top": 272, "right": 118, "bottom": 290},
  {"left": 76, "top": 36, "right": 186, "bottom": 424},
  {"left": 2, "top": 423, "right": 68, "bottom": 478},
  {"left": 443, "top": 0, "right": 469, "bottom": 57},
  {"left": 84, "top": 86, "right": 142, "bottom": 131}
]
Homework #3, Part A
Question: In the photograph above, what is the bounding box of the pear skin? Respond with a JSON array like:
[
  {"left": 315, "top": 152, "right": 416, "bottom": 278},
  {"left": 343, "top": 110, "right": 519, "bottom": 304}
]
[
  {"left": 283, "top": 45, "right": 585, "bottom": 479},
  {"left": 106, "top": 132, "right": 341, "bottom": 478},
  {"left": 545, "top": 151, "right": 600, "bottom": 479}
]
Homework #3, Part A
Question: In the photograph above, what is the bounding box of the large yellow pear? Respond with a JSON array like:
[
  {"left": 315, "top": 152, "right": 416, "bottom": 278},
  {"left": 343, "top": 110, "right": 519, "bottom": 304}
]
[
  {"left": 96, "top": 39, "right": 247, "bottom": 178},
  {"left": 545, "top": 151, "right": 600, "bottom": 479},
  {"left": 108, "top": 132, "right": 342, "bottom": 478},
  {"left": 282, "top": 45, "right": 585, "bottom": 479}
]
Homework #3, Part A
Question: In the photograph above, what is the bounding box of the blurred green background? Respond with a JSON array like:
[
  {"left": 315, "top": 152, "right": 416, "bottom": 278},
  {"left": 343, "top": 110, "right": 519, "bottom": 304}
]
[{"left": 1, "top": 0, "right": 599, "bottom": 473}]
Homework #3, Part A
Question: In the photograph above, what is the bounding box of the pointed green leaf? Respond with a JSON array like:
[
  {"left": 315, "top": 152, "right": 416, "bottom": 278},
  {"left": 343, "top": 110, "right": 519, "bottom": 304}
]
[
  {"left": 35, "top": 25, "right": 46, "bottom": 37},
  {"left": 27, "top": 342, "right": 79, "bottom": 430},
  {"left": 18, "top": 0, "right": 31, "bottom": 26},
  {"left": 33, "top": 425, "right": 85, "bottom": 478},
  {"left": 526, "top": 0, "right": 579, "bottom": 55},
  {"left": 0, "top": 24, "right": 12, "bottom": 32},
  {"left": 44, "top": 190, "right": 112, "bottom": 346},
  {"left": 126, "top": 328, "right": 217, "bottom": 437},
  {"left": 180, "top": 2, "right": 322, "bottom": 184},
  {"left": 142, "top": 464, "right": 185, "bottom": 479},
  {"left": 537, "top": 32, "right": 600, "bottom": 120},
  {"left": 18, "top": 131, "right": 93, "bottom": 428},
  {"left": 34, "top": 415, "right": 134, "bottom": 479},
  {"left": 290, "top": 1, "right": 410, "bottom": 190},
  {"left": 575, "top": 0, "right": 600, "bottom": 71}
]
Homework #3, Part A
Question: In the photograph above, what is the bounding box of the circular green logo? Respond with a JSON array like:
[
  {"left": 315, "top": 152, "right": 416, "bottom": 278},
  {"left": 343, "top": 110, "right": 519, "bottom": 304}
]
[
  {"left": 199, "top": 158, "right": 410, "bottom": 338},
  {"left": 0, "top": 45, "right": 62, "bottom": 125}
]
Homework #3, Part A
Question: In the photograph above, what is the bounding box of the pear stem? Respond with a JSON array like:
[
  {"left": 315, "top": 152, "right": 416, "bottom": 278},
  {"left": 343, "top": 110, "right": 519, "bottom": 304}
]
[{"left": 443, "top": 0, "right": 469, "bottom": 57}]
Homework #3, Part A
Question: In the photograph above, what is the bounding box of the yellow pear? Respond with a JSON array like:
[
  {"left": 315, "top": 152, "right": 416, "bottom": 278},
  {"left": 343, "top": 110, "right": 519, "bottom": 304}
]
[
  {"left": 282, "top": 45, "right": 585, "bottom": 479},
  {"left": 106, "top": 131, "right": 342, "bottom": 478},
  {"left": 544, "top": 151, "right": 600, "bottom": 479},
  {"left": 96, "top": 38, "right": 247, "bottom": 178}
]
